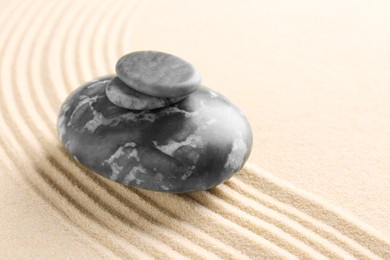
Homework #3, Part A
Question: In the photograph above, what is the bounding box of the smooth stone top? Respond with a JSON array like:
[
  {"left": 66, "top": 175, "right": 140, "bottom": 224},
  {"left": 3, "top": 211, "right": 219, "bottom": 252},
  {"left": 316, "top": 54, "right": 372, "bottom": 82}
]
[
  {"left": 116, "top": 51, "right": 201, "bottom": 98},
  {"left": 57, "top": 78, "right": 252, "bottom": 193},
  {"left": 106, "top": 77, "right": 186, "bottom": 110}
]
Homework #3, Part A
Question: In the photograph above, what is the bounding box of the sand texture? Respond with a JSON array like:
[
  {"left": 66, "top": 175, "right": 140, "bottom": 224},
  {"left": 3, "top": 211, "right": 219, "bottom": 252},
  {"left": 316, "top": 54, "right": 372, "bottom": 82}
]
[{"left": 1, "top": 0, "right": 390, "bottom": 258}]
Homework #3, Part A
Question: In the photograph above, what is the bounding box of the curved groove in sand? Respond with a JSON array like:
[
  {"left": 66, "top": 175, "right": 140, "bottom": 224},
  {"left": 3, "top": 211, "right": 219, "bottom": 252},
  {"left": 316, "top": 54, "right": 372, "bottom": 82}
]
[
  {"left": 0, "top": 0, "right": 389, "bottom": 258},
  {"left": 0, "top": 1, "right": 144, "bottom": 259},
  {"left": 1, "top": 1, "right": 165, "bottom": 259}
]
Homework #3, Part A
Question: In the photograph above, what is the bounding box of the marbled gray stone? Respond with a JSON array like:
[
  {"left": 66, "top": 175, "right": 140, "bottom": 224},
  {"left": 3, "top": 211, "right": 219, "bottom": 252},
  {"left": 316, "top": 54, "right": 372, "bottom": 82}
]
[
  {"left": 116, "top": 51, "right": 201, "bottom": 98},
  {"left": 57, "top": 78, "right": 252, "bottom": 192},
  {"left": 106, "top": 77, "right": 186, "bottom": 110}
]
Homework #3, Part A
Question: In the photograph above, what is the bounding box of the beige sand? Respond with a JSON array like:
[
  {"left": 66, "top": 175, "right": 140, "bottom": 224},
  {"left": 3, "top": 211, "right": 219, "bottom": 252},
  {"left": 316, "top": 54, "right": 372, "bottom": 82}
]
[{"left": 1, "top": 0, "right": 390, "bottom": 258}]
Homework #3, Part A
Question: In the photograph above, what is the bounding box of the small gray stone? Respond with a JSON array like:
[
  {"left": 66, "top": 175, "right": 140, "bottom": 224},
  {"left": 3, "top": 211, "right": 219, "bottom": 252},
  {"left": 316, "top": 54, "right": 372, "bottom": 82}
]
[
  {"left": 106, "top": 77, "right": 186, "bottom": 110},
  {"left": 116, "top": 51, "right": 201, "bottom": 98},
  {"left": 57, "top": 78, "right": 252, "bottom": 193}
]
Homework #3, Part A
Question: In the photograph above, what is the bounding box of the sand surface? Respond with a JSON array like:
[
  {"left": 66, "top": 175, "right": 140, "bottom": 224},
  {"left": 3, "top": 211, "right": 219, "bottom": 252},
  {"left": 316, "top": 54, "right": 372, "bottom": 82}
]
[{"left": 1, "top": 0, "right": 390, "bottom": 258}]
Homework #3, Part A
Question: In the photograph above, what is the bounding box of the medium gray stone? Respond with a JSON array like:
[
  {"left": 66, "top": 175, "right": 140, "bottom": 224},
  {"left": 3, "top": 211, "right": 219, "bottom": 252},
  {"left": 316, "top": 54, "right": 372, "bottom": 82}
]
[
  {"left": 116, "top": 51, "right": 201, "bottom": 98},
  {"left": 57, "top": 77, "right": 252, "bottom": 193},
  {"left": 106, "top": 77, "right": 186, "bottom": 110}
]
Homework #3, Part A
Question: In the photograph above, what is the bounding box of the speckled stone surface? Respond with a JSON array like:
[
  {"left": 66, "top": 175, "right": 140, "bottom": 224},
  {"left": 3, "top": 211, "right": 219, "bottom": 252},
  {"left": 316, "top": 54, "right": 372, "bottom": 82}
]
[
  {"left": 116, "top": 51, "right": 201, "bottom": 98},
  {"left": 57, "top": 78, "right": 252, "bottom": 192},
  {"left": 106, "top": 77, "right": 186, "bottom": 110}
]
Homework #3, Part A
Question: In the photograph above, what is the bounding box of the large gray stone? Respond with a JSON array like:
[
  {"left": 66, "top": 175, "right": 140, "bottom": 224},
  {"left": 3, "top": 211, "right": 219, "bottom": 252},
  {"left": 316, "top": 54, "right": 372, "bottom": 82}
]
[
  {"left": 116, "top": 51, "right": 201, "bottom": 98},
  {"left": 106, "top": 77, "right": 186, "bottom": 110},
  {"left": 57, "top": 77, "right": 252, "bottom": 192}
]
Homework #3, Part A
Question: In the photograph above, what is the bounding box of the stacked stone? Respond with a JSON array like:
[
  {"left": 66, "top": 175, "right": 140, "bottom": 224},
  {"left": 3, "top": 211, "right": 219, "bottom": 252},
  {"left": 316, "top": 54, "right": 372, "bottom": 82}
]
[
  {"left": 107, "top": 51, "right": 201, "bottom": 110},
  {"left": 57, "top": 51, "right": 252, "bottom": 193}
]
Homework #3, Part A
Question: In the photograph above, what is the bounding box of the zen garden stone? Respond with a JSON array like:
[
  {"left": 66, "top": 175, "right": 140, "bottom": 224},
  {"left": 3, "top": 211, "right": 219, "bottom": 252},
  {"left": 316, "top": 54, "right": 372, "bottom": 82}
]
[
  {"left": 57, "top": 51, "right": 252, "bottom": 192},
  {"left": 116, "top": 51, "right": 200, "bottom": 98}
]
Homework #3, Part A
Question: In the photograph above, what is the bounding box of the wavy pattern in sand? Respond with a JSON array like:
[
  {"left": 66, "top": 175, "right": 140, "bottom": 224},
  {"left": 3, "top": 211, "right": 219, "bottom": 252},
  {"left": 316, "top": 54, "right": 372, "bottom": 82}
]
[{"left": 0, "top": 0, "right": 389, "bottom": 258}]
